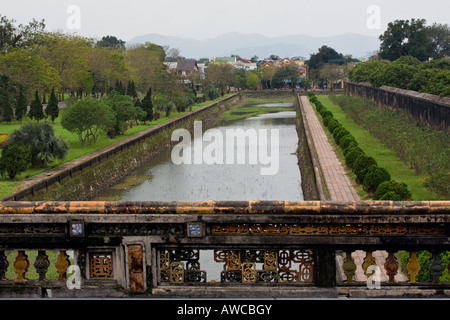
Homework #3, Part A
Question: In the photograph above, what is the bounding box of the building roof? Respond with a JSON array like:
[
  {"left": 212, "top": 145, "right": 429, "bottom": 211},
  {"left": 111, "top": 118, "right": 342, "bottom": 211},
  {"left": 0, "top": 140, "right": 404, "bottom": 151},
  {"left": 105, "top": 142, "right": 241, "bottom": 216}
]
[{"left": 177, "top": 59, "right": 198, "bottom": 71}]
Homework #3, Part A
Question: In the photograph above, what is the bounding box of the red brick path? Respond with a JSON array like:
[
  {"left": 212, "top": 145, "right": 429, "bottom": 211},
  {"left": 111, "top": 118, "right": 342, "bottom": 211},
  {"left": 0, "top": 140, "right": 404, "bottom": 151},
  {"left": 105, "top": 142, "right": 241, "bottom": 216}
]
[{"left": 300, "top": 96, "right": 360, "bottom": 201}]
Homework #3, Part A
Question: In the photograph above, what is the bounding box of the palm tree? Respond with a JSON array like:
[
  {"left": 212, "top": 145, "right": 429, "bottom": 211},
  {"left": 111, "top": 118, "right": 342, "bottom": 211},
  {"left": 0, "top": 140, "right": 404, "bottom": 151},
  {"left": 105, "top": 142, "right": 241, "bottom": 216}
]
[{"left": 9, "top": 122, "right": 69, "bottom": 168}]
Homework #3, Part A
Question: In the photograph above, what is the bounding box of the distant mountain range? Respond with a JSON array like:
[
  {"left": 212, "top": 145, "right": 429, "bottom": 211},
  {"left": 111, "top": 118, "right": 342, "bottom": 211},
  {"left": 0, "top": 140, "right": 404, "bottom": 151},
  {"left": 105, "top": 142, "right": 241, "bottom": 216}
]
[{"left": 128, "top": 32, "right": 380, "bottom": 60}]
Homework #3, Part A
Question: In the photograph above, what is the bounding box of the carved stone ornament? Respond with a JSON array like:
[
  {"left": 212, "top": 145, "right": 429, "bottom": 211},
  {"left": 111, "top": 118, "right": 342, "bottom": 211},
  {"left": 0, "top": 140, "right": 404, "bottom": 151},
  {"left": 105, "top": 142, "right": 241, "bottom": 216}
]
[
  {"left": 34, "top": 251, "right": 50, "bottom": 281},
  {"left": 13, "top": 251, "right": 29, "bottom": 282},
  {"left": 406, "top": 252, "right": 421, "bottom": 284}
]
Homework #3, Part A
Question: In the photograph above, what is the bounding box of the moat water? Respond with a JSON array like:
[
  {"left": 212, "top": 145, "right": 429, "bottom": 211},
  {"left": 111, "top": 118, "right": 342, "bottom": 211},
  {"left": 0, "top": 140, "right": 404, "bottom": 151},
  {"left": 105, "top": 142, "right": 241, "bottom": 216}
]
[{"left": 95, "top": 103, "right": 304, "bottom": 202}]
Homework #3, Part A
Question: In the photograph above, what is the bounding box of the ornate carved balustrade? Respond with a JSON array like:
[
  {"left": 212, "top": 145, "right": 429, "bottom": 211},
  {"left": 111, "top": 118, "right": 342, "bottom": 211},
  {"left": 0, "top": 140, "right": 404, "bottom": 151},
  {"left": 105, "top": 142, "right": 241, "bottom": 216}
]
[{"left": 0, "top": 201, "right": 449, "bottom": 298}]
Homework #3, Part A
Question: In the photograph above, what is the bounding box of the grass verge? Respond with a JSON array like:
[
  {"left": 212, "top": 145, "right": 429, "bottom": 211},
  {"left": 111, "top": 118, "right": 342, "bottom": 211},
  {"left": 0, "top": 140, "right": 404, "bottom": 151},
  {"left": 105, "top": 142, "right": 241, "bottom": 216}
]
[
  {"left": 316, "top": 95, "right": 443, "bottom": 201},
  {"left": 222, "top": 97, "right": 295, "bottom": 121}
]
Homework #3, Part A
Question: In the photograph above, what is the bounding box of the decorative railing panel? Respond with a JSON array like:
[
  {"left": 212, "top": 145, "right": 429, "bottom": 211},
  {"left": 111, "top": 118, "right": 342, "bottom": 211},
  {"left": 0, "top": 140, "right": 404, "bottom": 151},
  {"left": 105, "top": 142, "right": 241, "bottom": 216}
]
[{"left": 0, "top": 201, "right": 449, "bottom": 298}]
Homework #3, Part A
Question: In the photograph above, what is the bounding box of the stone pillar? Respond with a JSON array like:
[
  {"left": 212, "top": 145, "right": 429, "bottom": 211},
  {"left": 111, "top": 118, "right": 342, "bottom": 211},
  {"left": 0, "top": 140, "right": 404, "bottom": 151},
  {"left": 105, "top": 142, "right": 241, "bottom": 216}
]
[{"left": 314, "top": 248, "right": 336, "bottom": 288}]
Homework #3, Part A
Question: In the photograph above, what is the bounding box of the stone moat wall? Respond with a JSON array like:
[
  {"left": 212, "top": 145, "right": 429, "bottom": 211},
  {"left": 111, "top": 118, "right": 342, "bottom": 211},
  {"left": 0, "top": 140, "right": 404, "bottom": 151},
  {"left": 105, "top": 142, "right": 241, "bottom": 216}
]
[{"left": 345, "top": 81, "right": 450, "bottom": 133}]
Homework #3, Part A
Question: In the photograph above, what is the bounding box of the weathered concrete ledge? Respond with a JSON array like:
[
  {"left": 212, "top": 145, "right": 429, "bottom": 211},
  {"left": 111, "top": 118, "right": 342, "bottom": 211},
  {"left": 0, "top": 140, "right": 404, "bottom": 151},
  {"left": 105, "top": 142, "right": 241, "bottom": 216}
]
[
  {"left": 294, "top": 94, "right": 326, "bottom": 200},
  {"left": 0, "top": 200, "right": 448, "bottom": 215}
]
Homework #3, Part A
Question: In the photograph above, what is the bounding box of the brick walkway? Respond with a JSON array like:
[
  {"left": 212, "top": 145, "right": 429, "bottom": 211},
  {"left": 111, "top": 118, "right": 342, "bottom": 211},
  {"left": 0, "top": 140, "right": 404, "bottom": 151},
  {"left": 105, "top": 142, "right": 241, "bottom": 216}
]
[
  {"left": 300, "top": 96, "right": 360, "bottom": 201},
  {"left": 300, "top": 96, "right": 409, "bottom": 284}
]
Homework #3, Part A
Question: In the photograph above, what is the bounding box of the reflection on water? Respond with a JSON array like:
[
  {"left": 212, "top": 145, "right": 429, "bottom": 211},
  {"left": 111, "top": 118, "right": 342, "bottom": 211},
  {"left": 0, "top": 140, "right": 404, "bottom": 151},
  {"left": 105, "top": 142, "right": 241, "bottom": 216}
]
[{"left": 95, "top": 106, "right": 303, "bottom": 202}]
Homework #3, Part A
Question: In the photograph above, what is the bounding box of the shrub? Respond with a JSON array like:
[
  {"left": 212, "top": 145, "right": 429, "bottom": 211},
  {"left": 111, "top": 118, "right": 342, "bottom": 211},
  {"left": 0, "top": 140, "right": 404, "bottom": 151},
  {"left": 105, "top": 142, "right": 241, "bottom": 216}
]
[
  {"left": 424, "top": 169, "right": 450, "bottom": 197},
  {"left": 340, "top": 135, "right": 358, "bottom": 150},
  {"left": 327, "top": 119, "right": 341, "bottom": 133},
  {"left": 380, "top": 191, "right": 401, "bottom": 201},
  {"left": 10, "top": 122, "right": 69, "bottom": 168},
  {"left": 363, "top": 166, "right": 391, "bottom": 193},
  {"left": 333, "top": 127, "right": 350, "bottom": 145},
  {"left": 345, "top": 146, "right": 365, "bottom": 168},
  {"left": 373, "top": 180, "right": 412, "bottom": 201},
  {"left": 0, "top": 142, "right": 32, "bottom": 179},
  {"left": 323, "top": 114, "right": 334, "bottom": 127},
  {"left": 207, "top": 86, "right": 220, "bottom": 100},
  {"left": 321, "top": 110, "right": 333, "bottom": 119},
  {"left": 343, "top": 143, "right": 359, "bottom": 157},
  {"left": 353, "top": 154, "right": 377, "bottom": 182}
]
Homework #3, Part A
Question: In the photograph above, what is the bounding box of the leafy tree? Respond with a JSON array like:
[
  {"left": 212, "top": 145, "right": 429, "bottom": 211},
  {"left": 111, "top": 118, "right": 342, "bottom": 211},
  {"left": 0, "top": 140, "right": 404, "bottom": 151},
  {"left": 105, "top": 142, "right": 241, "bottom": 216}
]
[
  {"left": 15, "top": 85, "right": 27, "bottom": 123},
  {"left": 271, "top": 64, "right": 300, "bottom": 91},
  {"left": 114, "top": 79, "right": 125, "bottom": 95},
  {"left": 204, "top": 62, "right": 234, "bottom": 95},
  {"left": 9, "top": 122, "right": 69, "bottom": 168},
  {"left": 0, "top": 142, "right": 32, "bottom": 179},
  {"left": 37, "top": 32, "right": 93, "bottom": 99},
  {"left": 29, "top": 90, "right": 44, "bottom": 122},
  {"left": 140, "top": 86, "right": 154, "bottom": 123},
  {"left": 259, "top": 65, "right": 276, "bottom": 90},
  {"left": 308, "top": 46, "right": 344, "bottom": 71},
  {"left": 0, "top": 49, "right": 60, "bottom": 100},
  {"left": 126, "top": 80, "right": 138, "bottom": 101},
  {"left": 349, "top": 60, "right": 389, "bottom": 83},
  {"left": 46, "top": 87, "right": 59, "bottom": 123},
  {"left": 427, "top": 23, "right": 450, "bottom": 59},
  {"left": 246, "top": 70, "right": 260, "bottom": 89},
  {"left": 124, "top": 45, "right": 164, "bottom": 93},
  {"left": 232, "top": 68, "right": 247, "bottom": 90},
  {"left": 104, "top": 91, "right": 137, "bottom": 136},
  {"left": 96, "top": 35, "right": 126, "bottom": 50},
  {"left": 61, "top": 96, "right": 115, "bottom": 146},
  {"left": 378, "top": 19, "right": 449, "bottom": 62},
  {"left": 0, "top": 74, "right": 15, "bottom": 123},
  {"left": 88, "top": 46, "right": 129, "bottom": 98},
  {"left": 0, "top": 15, "right": 46, "bottom": 53},
  {"left": 144, "top": 42, "right": 166, "bottom": 62}
]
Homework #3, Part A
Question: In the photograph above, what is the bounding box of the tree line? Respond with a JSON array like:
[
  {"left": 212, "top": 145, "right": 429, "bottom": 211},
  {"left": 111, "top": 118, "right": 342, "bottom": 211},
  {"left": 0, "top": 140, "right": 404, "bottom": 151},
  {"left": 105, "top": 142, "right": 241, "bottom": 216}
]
[{"left": 349, "top": 19, "right": 450, "bottom": 97}]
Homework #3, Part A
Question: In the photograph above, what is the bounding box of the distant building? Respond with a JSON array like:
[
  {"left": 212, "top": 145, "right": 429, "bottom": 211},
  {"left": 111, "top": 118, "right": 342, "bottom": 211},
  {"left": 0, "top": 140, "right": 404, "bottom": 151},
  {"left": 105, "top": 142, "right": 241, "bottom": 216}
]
[
  {"left": 210, "top": 56, "right": 257, "bottom": 70},
  {"left": 176, "top": 59, "right": 199, "bottom": 77}
]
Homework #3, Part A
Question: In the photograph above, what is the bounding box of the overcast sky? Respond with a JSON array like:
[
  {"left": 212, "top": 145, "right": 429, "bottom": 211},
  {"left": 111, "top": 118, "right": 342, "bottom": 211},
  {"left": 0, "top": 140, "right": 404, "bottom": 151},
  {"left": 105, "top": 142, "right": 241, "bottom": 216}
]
[{"left": 1, "top": 0, "right": 449, "bottom": 41}]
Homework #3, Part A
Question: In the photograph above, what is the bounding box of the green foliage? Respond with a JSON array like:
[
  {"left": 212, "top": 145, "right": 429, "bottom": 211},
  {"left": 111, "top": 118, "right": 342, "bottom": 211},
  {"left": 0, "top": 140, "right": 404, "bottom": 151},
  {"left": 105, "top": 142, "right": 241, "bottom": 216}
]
[
  {"left": 140, "top": 87, "right": 154, "bottom": 123},
  {"left": 9, "top": 122, "right": 69, "bottom": 168},
  {"left": 332, "top": 127, "right": 350, "bottom": 145},
  {"left": 310, "top": 93, "right": 414, "bottom": 200},
  {"left": 340, "top": 135, "right": 358, "bottom": 150},
  {"left": 363, "top": 166, "right": 391, "bottom": 193},
  {"left": 349, "top": 57, "right": 450, "bottom": 97},
  {"left": 379, "top": 19, "right": 441, "bottom": 62},
  {"left": 308, "top": 45, "right": 344, "bottom": 70},
  {"left": 0, "top": 74, "right": 15, "bottom": 124},
  {"left": 104, "top": 91, "right": 137, "bottom": 137},
  {"left": 327, "top": 119, "right": 341, "bottom": 133},
  {"left": 353, "top": 154, "right": 377, "bottom": 183},
  {"left": 29, "top": 90, "right": 44, "bottom": 122},
  {"left": 345, "top": 146, "right": 365, "bottom": 168},
  {"left": 96, "top": 35, "right": 126, "bottom": 49},
  {"left": 61, "top": 96, "right": 115, "bottom": 146},
  {"left": 15, "top": 86, "right": 27, "bottom": 123},
  {"left": 329, "top": 94, "right": 449, "bottom": 189},
  {"left": 373, "top": 180, "right": 412, "bottom": 201},
  {"left": 206, "top": 86, "right": 220, "bottom": 101},
  {"left": 45, "top": 87, "right": 59, "bottom": 123},
  {"left": 424, "top": 169, "right": 450, "bottom": 197},
  {"left": 0, "top": 142, "right": 32, "bottom": 179}
]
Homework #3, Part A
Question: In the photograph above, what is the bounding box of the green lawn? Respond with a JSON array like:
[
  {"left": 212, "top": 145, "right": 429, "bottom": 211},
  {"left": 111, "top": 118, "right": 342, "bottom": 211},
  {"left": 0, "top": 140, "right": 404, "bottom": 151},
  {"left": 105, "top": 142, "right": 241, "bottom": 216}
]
[
  {"left": 0, "top": 94, "right": 232, "bottom": 198},
  {"left": 316, "top": 95, "right": 443, "bottom": 201},
  {"left": 222, "top": 97, "right": 295, "bottom": 121}
]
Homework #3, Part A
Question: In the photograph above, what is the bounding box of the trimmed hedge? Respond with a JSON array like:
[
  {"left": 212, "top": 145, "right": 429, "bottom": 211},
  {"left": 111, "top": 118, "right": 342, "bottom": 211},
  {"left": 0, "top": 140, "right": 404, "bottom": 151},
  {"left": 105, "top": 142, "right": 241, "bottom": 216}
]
[{"left": 308, "top": 94, "right": 411, "bottom": 200}]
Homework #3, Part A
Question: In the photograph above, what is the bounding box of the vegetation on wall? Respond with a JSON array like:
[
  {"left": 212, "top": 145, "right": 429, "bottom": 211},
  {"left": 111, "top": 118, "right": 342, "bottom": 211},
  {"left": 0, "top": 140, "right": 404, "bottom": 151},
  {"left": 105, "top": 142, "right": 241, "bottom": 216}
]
[
  {"left": 329, "top": 94, "right": 449, "bottom": 198},
  {"left": 308, "top": 92, "right": 412, "bottom": 201}
]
